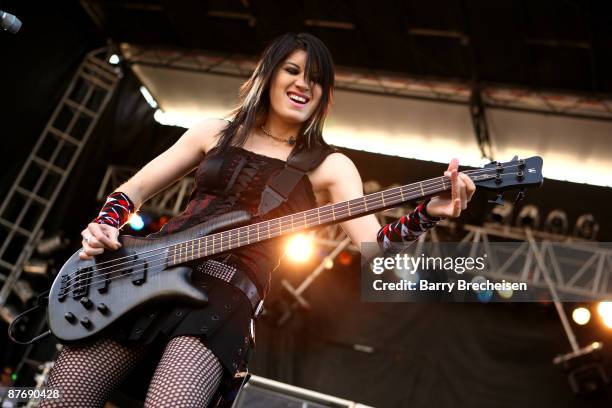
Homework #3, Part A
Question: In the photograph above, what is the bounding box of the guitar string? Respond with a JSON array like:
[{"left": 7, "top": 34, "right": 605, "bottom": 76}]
[
  {"left": 70, "top": 164, "right": 515, "bottom": 274},
  {"left": 60, "top": 166, "right": 526, "bottom": 295},
  {"left": 63, "top": 167, "right": 497, "bottom": 281},
  {"left": 60, "top": 170, "right": 529, "bottom": 297},
  {"left": 60, "top": 166, "right": 527, "bottom": 295}
]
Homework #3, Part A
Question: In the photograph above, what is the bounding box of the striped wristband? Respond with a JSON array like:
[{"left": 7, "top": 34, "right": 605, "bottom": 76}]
[
  {"left": 376, "top": 200, "right": 442, "bottom": 252},
  {"left": 93, "top": 192, "right": 135, "bottom": 229}
]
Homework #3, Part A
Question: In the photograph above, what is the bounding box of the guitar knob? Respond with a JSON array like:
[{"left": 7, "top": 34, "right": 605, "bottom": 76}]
[
  {"left": 64, "top": 312, "right": 76, "bottom": 323},
  {"left": 97, "top": 303, "right": 109, "bottom": 315},
  {"left": 80, "top": 317, "right": 92, "bottom": 329},
  {"left": 80, "top": 297, "right": 93, "bottom": 309}
]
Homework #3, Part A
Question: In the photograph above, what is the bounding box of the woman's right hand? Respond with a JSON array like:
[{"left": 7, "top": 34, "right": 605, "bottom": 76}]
[{"left": 79, "top": 223, "right": 121, "bottom": 260}]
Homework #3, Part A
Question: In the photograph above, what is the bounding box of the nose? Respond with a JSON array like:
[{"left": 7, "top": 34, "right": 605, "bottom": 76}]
[{"left": 294, "top": 73, "right": 309, "bottom": 92}]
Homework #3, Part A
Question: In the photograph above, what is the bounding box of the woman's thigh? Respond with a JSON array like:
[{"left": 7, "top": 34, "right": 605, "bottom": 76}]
[
  {"left": 145, "top": 336, "right": 224, "bottom": 408},
  {"left": 40, "top": 337, "right": 147, "bottom": 408}
]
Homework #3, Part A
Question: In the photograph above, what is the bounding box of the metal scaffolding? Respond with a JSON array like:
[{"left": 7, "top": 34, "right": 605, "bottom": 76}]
[{"left": 0, "top": 48, "right": 121, "bottom": 306}]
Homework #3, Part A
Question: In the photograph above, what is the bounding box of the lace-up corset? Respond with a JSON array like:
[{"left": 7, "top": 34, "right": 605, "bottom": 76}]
[{"left": 154, "top": 145, "right": 319, "bottom": 296}]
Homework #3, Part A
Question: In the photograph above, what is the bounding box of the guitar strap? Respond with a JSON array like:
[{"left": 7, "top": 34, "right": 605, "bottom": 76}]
[{"left": 257, "top": 144, "right": 336, "bottom": 217}]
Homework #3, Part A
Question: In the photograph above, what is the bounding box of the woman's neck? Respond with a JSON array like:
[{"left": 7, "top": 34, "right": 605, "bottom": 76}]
[{"left": 262, "top": 115, "right": 300, "bottom": 141}]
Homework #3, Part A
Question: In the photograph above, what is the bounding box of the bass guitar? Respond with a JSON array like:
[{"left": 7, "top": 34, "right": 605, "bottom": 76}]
[{"left": 48, "top": 156, "right": 543, "bottom": 342}]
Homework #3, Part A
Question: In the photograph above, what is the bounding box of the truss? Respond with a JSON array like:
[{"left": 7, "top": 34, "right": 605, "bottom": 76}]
[{"left": 121, "top": 43, "right": 612, "bottom": 122}]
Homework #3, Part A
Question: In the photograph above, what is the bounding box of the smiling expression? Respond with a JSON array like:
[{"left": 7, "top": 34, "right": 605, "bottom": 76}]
[{"left": 268, "top": 50, "right": 323, "bottom": 126}]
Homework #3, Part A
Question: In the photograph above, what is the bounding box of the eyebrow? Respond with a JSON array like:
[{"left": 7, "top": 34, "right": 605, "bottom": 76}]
[{"left": 285, "top": 61, "right": 301, "bottom": 69}]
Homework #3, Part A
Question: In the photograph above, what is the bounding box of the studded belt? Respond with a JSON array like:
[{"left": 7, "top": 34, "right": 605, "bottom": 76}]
[{"left": 195, "top": 260, "right": 263, "bottom": 317}]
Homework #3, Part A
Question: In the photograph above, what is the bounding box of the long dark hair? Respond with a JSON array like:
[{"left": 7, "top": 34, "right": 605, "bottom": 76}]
[{"left": 216, "top": 32, "right": 335, "bottom": 153}]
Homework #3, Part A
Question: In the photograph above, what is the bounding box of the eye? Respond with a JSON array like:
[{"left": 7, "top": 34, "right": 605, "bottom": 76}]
[{"left": 285, "top": 66, "right": 299, "bottom": 75}]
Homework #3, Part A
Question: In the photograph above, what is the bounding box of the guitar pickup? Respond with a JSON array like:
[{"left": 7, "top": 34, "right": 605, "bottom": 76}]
[
  {"left": 132, "top": 260, "right": 148, "bottom": 286},
  {"left": 94, "top": 263, "right": 110, "bottom": 294},
  {"left": 72, "top": 267, "right": 92, "bottom": 299}
]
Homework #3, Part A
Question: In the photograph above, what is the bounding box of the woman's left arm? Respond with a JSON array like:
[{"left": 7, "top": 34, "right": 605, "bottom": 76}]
[{"left": 317, "top": 154, "right": 476, "bottom": 252}]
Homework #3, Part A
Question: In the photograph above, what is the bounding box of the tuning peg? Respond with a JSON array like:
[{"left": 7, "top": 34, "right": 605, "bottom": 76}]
[
  {"left": 488, "top": 192, "right": 505, "bottom": 206},
  {"left": 513, "top": 188, "right": 526, "bottom": 204}
]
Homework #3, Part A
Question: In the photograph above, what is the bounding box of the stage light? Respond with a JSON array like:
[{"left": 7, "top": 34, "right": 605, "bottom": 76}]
[
  {"left": 13, "top": 279, "right": 34, "bottom": 304},
  {"left": 516, "top": 204, "right": 540, "bottom": 229},
  {"left": 545, "top": 210, "right": 569, "bottom": 235},
  {"left": 36, "top": 234, "right": 69, "bottom": 255},
  {"left": 597, "top": 302, "right": 612, "bottom": 318},
  {"left": 471, "top": 276, "right": 493, "bottom": 302},
  {"left": 490, "top": 201, "right": 514, "bottom": 225},
  {"left": 23, "top": 259, "right": 49, "bottom": 275},
  {"left": 286, "top": 234, "right": 313, "bottom": 263},
  {"left": 323, "top": 257, "right": 334, "bottom": 270},
  {"left": 497, "top": 287, "right": 513, "bottom": 299},
  {"left": 108, "top": 54, "right": 120, "bottom": 65},
  {"left": 337, "top": 251, "right": 353, "bottom": 266},
  {"left": 572, "top": 307, "right": 591, "bottom": 325},
  {"left": 139, "top": 86, "right": 159, "bottom": 108},
  {"left": 0, "top": 304, "right": 18, "bottom": 324},
  {"left": 573, "top": 214, "right": 599, "bottom": 241},
  {"left": 129, "top": 214, "right": 145, "bottom": 231},
  {"left": 554, "top": 341, "right": 610, "bottom": 395}
]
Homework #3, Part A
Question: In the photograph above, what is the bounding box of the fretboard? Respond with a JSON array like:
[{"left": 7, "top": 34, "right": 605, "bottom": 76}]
[{"left": 166, "top": 173, "right": 484, "bottom": 266}]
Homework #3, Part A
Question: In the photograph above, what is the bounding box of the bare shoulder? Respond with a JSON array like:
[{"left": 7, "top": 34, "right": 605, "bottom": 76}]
[
  {"left": 184, "top": 118, "right": 229, "bottom": 154},
  {"left": 310, "top": 152, "right": 362, "bottom": 192}
]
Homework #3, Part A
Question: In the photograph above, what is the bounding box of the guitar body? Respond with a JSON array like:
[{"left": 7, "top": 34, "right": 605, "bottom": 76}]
[{"left": 47, "top": 211, "right": 252, "bottom": 343}]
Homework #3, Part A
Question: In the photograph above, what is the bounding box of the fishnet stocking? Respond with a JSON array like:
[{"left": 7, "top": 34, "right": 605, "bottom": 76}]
[
  {"left": 40, "top": 336, "right": 224, "bottom": 407},
  {"left": 40, "top": 337, "right": 146, "bottom": 408},
  {"left": 145, "top": 336, "right": 223, "bottom": 407}
]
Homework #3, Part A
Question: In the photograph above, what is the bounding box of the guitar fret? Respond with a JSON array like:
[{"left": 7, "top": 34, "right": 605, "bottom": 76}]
[{"left": 164, "top": 172, "right": 488, "bottom": 267}]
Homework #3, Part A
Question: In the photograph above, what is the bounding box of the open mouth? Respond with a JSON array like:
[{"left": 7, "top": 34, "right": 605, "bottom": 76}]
[{"left": 287, "top": 92, "right": 310, "bottom": 105}]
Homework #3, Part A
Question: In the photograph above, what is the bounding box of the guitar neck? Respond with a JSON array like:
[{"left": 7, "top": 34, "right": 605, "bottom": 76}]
[{"left": 167, "top": 175, "right": 459, "bottom": 266}]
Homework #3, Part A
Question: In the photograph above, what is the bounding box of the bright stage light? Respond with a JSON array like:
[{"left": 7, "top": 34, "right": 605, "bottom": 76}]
[
  {"left": 597, "top": 301, "right": 612, "bottom": 319},
  {"left": 140, "top": 86, "right": 158, "bottom": 108},
  {"left": 108, "top": 54, "right": 120, "bottom": 65},
  {"left": 129, "top": 214, "right": 145, "bottom": 231},
  {"left": 286, "top": 234, "right": 313, "bottom": 263},
  {"left": 497, "top": 287, "right": 513, "bottom": 299},
  {"left": 572, "top": 307, "right": 591, "bottom": 325},
  {"left": 323, "top": 257, "right": 334, "bottom": 270}
]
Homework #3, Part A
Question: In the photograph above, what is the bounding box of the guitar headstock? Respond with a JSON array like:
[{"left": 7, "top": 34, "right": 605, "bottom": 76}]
[{"left": 470, "top": 156, "right": 543, "bottom": 204}]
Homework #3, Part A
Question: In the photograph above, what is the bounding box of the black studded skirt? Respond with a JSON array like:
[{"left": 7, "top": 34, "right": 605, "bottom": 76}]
[{"left": 111, "top": 261, "right": 255, "bottom": 377}]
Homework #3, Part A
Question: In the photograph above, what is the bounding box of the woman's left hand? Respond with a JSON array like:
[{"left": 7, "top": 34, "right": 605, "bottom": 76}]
[{"left": 426, "top": 158, "right": 476, "bottom": 218}]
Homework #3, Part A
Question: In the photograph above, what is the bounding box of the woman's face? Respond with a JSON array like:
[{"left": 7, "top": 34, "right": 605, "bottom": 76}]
[{"left": 268, "top": 49, "right": 323, "bottom": 126}]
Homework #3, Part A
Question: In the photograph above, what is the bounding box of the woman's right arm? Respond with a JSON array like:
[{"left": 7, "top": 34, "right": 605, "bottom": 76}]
[{"left": 80, "top": 119, "right": 227, "bottom": 259}]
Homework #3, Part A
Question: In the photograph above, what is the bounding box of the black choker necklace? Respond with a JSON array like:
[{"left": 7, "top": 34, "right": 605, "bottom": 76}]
[{"left": 261, "top": 125, "right": 296, "bottom": 146}]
